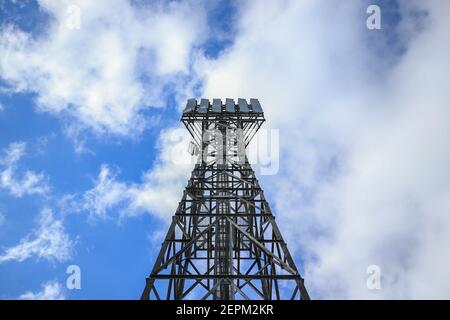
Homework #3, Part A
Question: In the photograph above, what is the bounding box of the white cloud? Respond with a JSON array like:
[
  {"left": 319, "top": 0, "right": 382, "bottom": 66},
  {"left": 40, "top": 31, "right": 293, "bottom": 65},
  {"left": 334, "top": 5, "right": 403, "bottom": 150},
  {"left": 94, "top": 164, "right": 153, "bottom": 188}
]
[
  {"left": 0, "top": 0, "right": 206, "bottom": 136},
  {"left": 79, "top": 127, "right": 193, "bottom": 220},
  {"left": 0, "top": 142, "right": 50, "bottom": 197},
  {"left": 0, "top": 208, "right": 73, "bottom": 263},
  {"left": 193, "top": 0, "right": 450, "bottom": 299},
  {"left": 19, "top": 281, "right": 65, "bottom": 300},
  {"left": 62, "top": 0, "right": 450, "bottom": 299},
  {"left": 0, "top": 102, "right": 4, "bottom": 111}
]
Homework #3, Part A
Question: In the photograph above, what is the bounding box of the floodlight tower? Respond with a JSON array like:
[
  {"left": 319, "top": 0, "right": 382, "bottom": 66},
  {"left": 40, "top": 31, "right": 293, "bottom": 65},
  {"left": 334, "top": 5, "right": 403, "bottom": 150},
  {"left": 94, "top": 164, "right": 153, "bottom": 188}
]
[{"left": 141, "top": 98, "right": 309, "bottom": 300}]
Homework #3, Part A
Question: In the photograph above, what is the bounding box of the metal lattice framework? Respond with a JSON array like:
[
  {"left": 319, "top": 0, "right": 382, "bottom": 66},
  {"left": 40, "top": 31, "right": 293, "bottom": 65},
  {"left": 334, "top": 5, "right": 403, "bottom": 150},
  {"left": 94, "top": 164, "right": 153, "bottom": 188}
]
[{"left": 141, "top": 98, "right": 309, "bottom": 300}]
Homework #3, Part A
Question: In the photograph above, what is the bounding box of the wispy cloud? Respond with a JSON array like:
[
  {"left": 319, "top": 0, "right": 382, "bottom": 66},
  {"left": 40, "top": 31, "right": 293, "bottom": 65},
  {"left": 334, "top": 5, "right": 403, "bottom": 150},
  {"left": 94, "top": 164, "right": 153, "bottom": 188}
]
[
  {"left": 74, "top": 127, "right": 193, "bottom": 220},
  {"left": 0, "top": 208, "right": 73, "bottom": 263},
  {"left": 18, "top": 280, "right": 65, "bottom": 300},
  {"left": 0, "top": 142, "right": 50, "bottom": 197},
  {"left": 81, "top": 164, "right": 129, "bottom": 220}
]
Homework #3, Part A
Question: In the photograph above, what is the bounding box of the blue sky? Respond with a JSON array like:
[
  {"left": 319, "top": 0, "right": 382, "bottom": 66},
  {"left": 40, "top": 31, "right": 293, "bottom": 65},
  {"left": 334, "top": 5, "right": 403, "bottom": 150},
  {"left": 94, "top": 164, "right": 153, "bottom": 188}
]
[{"left": 1, "top": 0, "right": 450, "bottom": 300}]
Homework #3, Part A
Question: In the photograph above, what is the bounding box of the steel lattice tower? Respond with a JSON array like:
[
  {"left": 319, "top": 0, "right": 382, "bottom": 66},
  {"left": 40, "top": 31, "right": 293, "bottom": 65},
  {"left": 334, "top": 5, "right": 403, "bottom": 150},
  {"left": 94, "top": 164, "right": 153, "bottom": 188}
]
[{"left": 141, "top": 98, "right": 309, "bottom": 300}]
